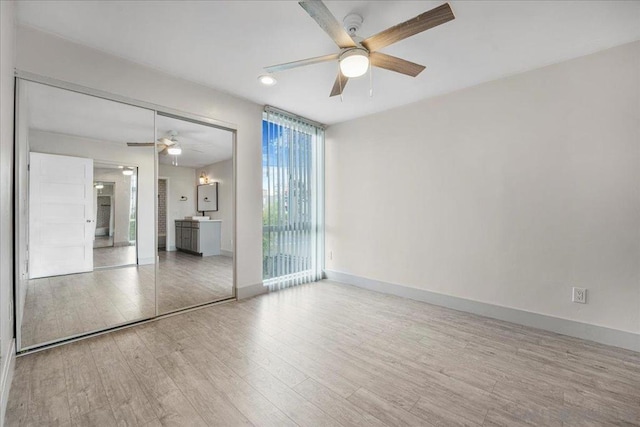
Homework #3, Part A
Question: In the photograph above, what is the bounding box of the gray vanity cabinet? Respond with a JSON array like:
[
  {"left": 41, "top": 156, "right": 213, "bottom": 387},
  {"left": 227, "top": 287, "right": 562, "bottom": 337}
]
[{"left": 175, "top": 219, "right": 221, "bottom": 256}]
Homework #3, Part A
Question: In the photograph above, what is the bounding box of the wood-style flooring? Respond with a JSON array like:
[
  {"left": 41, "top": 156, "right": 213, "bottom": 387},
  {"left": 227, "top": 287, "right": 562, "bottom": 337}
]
[
  {"left": 7, "top": 281, "right": 640, "bottom": 426},
  {"left": 21, "top": 252, "right": 233, "bottom": 349},
  {"left": 93, "top": 236, "right": 114, "bottom": 249},
  {"left": 93, "top": 245, "right": 136, "bottom": 268}
]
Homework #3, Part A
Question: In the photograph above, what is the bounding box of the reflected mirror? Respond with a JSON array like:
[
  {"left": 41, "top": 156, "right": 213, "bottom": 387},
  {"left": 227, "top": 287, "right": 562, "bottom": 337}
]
[
  {"left": 16, "top": 80, "right": 156, "bottom": 349},
  {"left": 156, "top": 114, "right": 234, "bottom": 313},
  {"left": 93, "top": 163, "right": 138, "bottom": 268}
]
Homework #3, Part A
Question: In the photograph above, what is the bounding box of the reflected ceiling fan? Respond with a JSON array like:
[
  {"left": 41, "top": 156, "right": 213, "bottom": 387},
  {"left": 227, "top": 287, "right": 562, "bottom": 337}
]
[
  {"left": 127, "top": 130, "right": 182, "bottom": 155},
  {"left": 264, "top": 1, "right": 455, "bottom": 97}
]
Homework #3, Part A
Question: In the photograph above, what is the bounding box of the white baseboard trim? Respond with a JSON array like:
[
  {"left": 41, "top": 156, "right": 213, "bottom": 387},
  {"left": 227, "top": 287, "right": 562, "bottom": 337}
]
[
  {"left": 220, "top": 249, "right": 233, "bottom": 258},
  {"left": 324, "top": 270, "right": 640, "bottom": 352},
  {"left": 1, "top": 339, "right": 16, "bottom": 426},
  {"left": 236, "top": 282, "right": 269, "bottom": 300},
  {"left": 138, "top": 257, "right": 155, "bottom": 265}
]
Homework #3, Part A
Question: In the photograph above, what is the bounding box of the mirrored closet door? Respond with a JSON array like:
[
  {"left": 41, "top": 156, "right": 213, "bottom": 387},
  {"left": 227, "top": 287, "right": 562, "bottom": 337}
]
[
  {"left": 15, "top": 80, "right": 157, "bottom": 350},
  {"left": 155, "top": 113, "right": 235, "bottom": 314}
]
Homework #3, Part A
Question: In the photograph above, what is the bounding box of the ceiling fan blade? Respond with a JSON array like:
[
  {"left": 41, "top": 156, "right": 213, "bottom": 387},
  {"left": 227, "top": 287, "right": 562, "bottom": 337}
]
[
  {"left": 370, "top": 52, "right": 425, "bottom": 77},
  {"left": 159, "top": 146, "right": 168, "bottom": 156},
  {"left": 330, "top": 72, "right": 349, "bottom": 97},
  {"left": 299, "top": 1, "right": 357, "bottom": 49},
  {"left": 127, "top": 142, "right": 155, "bottom": 147},
  {"left": 158, "top": 137, "right": 176, "bottom": 146},
  {"left": 362, "top": 3, "right": 455, "bottom": 52},
  {"left": 265, "top": 53, "right": 339, "bottom": 73}
]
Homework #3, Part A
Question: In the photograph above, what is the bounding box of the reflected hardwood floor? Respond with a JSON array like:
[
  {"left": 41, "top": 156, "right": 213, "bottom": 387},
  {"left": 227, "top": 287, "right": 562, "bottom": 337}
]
[
  {"left": 93, "top": 245, "right": 136, "bottom": 268},
  {"left": 158, "top": 251, "right": 233, "bottom": 314},
  {"left": 92, "top": 236, "right": 113, "bottom": 249},
  {"left": 20, "top": 252, "right": 233, "bottom": 348},
  {"left": 7, "top": 281, "right": 640, "bottom": 426}
]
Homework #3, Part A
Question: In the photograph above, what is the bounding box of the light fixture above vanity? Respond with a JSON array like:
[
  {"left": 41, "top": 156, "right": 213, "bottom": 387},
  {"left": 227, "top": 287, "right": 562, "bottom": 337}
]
[{"left": 199, "top": 172, "right": 210, "bottom": 184}]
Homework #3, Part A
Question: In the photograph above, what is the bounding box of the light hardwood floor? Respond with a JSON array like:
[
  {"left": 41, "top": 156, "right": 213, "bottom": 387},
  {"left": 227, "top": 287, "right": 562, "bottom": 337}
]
[
  {"left": 93, "top": 245, "right": 136, "bottom": 268},
  {"left": 7, "top": 280, "right": 640, "bottom": 426},
  {"left": 21, "top": 252, "right": 233, "bottom": 348}
]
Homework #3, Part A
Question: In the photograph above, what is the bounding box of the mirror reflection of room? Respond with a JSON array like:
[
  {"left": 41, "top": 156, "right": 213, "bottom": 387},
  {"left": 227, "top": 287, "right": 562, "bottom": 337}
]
[
  {"left": 17, "top": 81, "right": 156, "bottom": 349},
  {"left": 93, "top": 164, "right": 138, "bottom": 268},
  {"left": 156, "top": 114, "right": 234, "bottom": 313}
]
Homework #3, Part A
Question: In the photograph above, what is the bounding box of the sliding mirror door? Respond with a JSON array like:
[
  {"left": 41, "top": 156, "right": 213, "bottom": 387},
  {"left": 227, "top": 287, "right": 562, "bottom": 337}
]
[
  {"left": 155, "top": 113, "right": 235, "bottom": 314},
  {"left": 15, "top": 80, "right": 156, "bottom": 350}
]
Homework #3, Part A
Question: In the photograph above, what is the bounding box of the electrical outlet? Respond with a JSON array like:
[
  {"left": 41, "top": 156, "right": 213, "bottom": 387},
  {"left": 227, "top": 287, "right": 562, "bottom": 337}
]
[{"left": 572, "top": 287, "right": 587, "bottom": 304}]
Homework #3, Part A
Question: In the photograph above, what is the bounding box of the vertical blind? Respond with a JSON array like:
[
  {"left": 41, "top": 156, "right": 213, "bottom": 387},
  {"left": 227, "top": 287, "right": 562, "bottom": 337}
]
[{"left": 262, "top": 107, "right": 324, "bottom": 290}]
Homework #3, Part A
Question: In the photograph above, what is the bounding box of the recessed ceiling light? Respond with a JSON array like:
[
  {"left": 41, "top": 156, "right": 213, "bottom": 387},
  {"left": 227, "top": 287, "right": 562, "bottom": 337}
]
[{"left": 258, "top": 74, "right": 277, "bottom": 86}]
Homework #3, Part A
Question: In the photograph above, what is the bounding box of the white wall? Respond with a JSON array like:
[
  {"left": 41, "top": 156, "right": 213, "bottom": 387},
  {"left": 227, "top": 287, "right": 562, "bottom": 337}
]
[
  {"left": 158, "top": 164, "right": 197, "bottom": 250},
  {"left": 0, "top": 0, "right": 16, "bottom": 420},
  {"left": 29, "top": 130, "right": 156, "bottom": 264},
  {"left": 326, "top": 41, "right": 640, "bottom": 335},
  {"left": 17, "top": 26, "right": 264, "bottom": 292},
  {"left": 198, "top": 159, "right": 233, "bottom": 254}
]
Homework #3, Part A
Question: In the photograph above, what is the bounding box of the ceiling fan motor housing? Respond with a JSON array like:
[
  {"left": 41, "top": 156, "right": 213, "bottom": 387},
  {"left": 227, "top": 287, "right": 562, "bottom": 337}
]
[{"left": 343, "top": 13, "right": 363, "bottom": 36}]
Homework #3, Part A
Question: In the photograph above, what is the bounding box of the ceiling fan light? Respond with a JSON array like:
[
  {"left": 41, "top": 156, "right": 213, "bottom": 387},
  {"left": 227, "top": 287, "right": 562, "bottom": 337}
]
[
  {"left": 258, "top": 74, "right": 277, "bottom": 86},
  {"left": 167, "top": 145, "right": 182, "bottom": 155},
  {"left": 339, "top": 48, "right": 369, "bottom": 78}
]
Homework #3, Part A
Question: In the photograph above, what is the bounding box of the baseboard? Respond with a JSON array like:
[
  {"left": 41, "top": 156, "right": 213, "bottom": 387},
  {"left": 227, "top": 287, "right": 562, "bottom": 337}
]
[
  {"left": 324, "top": 270, "right": 640, "bottom": 352},
  {"left": 138, "top": 257, "right": 155, "bottom": 265},
  {"left": 0, "top": 339, "right": 16, "bottom": 426},
  {"left": 236, "top": 282, "right": 269, "bottom": 300},
  {"left": 220, "top": 249, "right": 233, "bottom": 258}
]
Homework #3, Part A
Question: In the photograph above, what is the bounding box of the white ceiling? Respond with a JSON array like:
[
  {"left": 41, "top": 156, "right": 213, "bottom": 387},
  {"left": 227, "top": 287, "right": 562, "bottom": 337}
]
[
  {"left": 18, "top": 1, "right": 640, "bottom": 125},
  {"left": 156, "top": 115, "right": 233, "bottom": 168},
  {"left": 27, "top": 81, "right": 233, "bottom": 168}
]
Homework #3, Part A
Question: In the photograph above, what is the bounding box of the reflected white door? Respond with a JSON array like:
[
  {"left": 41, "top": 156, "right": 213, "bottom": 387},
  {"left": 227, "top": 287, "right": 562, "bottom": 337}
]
[{"left": 29, "top": 152, "right": 94, "bottom": 278}]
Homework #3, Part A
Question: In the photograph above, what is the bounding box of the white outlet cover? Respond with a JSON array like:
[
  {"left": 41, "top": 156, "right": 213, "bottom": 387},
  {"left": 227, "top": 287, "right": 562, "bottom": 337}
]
[{"left": 572, "top": 287, "right": 587, "bottom": 304}]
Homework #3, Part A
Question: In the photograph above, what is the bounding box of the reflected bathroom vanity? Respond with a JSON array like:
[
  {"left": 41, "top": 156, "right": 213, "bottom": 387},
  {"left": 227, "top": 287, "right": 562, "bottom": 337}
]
[{"left": 175, "top": 218, "right": 221, "bottom": 256}]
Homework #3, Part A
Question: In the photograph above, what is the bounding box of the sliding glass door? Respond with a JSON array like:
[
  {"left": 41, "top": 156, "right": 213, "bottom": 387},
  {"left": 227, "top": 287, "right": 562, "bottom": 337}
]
[{"left": 262, "top": 107, "right": 324, "bottom": 289}]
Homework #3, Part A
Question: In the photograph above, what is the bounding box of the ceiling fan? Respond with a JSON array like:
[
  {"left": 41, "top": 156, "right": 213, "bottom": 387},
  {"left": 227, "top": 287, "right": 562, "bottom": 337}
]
[
  {"left": 127, "top": 130, "right": 182, "bottom": 155},
  {"left": 264, "top": 1, "right": 455, "bottom": 97}
]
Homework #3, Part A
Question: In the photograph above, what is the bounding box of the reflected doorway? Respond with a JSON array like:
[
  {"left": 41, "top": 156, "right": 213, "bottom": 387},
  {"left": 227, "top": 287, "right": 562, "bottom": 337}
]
[
  {"left": 158, "top": 178, "right": 168, "bottom": 251},
  {"left": 93, "top": 163, "right": 138, "bottom": 269}
]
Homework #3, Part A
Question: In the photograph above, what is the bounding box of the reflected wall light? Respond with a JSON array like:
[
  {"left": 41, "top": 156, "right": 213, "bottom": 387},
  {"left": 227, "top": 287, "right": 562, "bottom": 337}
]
[{"left": 199, "top": 172, "right": 210, "bottom": 184}]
